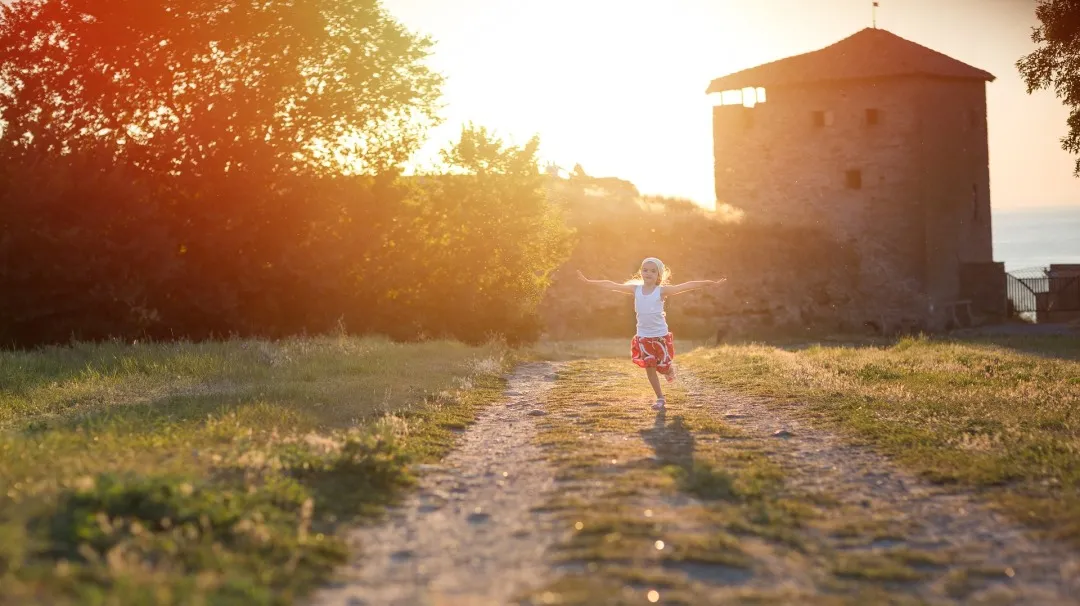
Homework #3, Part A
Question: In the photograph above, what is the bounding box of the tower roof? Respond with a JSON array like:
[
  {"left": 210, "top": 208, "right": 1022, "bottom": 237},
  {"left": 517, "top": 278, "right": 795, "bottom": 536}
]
[{"left": 706, "top": 28, "right": 995, "bottom": 93}]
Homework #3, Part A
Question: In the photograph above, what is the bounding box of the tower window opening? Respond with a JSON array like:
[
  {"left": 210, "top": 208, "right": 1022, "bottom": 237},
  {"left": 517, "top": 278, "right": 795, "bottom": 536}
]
[
  {"left": 846, "top": 169, "right": 863, "bottom": 190},
  {"left": 812, "top": 110, "right": 834, "bottom": 127}
]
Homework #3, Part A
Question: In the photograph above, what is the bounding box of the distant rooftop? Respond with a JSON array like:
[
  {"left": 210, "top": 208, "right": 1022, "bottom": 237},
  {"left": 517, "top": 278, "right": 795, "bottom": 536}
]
[{"left": 706, "top": 28, "right": 995, "bottom": 93}]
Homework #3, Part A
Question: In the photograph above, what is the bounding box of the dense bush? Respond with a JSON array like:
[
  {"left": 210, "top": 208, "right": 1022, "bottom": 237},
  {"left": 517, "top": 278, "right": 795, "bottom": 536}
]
[{"left": 0, "top": 134, "right": 570, "bottom": 347}]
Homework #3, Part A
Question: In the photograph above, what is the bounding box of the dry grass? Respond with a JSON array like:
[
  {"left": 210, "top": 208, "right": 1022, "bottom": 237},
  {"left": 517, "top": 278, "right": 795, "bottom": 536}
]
[
  {"left": 526, "top": 339, "right": 630, "bottom": 361},
  {"left": 682, "top": 334, "right": 1080, "bottom": 541},
  {"left": 0, "top": 336, "right": 509, "bottom": 605}
]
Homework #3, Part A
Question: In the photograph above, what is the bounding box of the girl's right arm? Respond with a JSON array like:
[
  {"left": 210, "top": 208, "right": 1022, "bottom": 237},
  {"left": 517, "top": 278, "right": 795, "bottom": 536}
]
[{"left": 577, "top": 270, "right": 636, "bottom": 294}]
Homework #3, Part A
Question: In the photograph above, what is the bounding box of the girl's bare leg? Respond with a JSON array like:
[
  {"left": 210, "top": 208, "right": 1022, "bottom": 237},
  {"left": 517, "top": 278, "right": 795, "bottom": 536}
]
[{"left": 645, "top": 367, "right": 663, "bottom": 399}]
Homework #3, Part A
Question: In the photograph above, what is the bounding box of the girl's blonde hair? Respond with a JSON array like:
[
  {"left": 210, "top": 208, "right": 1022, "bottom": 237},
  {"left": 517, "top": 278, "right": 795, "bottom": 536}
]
[{"left": 625, "top": 258, "right": 671, "bottom": 285}]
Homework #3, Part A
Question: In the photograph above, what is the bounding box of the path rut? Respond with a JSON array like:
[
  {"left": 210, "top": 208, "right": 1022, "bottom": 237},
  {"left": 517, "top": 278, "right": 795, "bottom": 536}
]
[
  {"left": 309, "top": 362, "right": 562, "bottom": 606},
  {"left": 679, "top": 369, "right": 1080, "bottom": 604}
]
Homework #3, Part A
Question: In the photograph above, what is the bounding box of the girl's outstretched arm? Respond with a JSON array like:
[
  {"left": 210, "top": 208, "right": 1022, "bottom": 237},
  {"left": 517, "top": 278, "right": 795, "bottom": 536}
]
[
  {"left": 664, "top": 278, "right": 727, "bottom": 296},
  {"left": 577, "top": 270, "right": 636, "bottom": 294}
]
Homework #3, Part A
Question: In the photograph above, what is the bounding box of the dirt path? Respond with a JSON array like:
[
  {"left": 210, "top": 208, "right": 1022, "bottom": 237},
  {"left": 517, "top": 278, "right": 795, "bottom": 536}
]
[
  {"left": 309, "top": 362, "right": 563, "bottom": 606},
  {"left": 311, "top": 360, "right": 1080, "bottom": 605}
]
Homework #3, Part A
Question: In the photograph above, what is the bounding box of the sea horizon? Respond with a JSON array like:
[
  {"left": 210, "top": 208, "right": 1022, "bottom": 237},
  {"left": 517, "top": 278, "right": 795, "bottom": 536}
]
[{"left": 993, "top": 205, "right": 1080, "bottom": 272}]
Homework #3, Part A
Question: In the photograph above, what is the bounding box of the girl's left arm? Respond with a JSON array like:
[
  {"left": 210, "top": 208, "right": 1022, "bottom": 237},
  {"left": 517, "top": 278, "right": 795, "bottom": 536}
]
[{"left": 664, "top": 278, "right": 727, "bottom": 296}]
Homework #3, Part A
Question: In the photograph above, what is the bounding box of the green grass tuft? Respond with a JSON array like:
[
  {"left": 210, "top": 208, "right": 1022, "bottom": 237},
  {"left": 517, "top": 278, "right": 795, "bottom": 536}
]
[{"left": 0, "top": 336, "right": 509, "bottom": 604}]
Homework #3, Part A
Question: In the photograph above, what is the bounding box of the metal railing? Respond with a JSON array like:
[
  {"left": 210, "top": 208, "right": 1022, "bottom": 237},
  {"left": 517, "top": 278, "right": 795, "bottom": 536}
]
[{"left": 1006, "top": 266, "right": 1080, "bottom": 317}]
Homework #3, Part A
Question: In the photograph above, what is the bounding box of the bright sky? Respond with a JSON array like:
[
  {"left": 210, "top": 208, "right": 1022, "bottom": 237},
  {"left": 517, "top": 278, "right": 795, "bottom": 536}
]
[{"left": 384, "top": 0, "right": 1079, "bottom": 210}]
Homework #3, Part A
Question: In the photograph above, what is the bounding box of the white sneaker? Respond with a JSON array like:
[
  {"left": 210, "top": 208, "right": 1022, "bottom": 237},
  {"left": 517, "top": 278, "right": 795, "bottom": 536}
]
[{"left": 651, "top": 398, "right": 666, "bottom": 410}]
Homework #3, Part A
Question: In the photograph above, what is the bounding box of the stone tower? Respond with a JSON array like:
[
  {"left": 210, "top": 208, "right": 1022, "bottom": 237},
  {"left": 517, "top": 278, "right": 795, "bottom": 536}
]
[{"left": 708, "top": 28, "right": 1005, "bottom": 331}]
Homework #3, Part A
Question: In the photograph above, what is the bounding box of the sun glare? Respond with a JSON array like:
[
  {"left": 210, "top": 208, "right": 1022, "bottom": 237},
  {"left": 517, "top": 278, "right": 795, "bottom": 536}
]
[{"left": 386, "top": 0, "right": 770, "bottom": 209}]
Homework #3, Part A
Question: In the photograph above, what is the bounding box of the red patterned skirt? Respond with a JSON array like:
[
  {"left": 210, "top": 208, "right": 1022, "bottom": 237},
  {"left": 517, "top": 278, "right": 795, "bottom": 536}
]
[{"left": 631, "top": 333, "right": 676, "bottom": 381}]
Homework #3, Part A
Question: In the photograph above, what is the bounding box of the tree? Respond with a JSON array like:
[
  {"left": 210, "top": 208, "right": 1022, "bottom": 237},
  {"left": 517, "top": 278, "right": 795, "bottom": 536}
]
[
  {"left": 0, "top": 0, "right": 445, "bottom": 346},
  {"left": 373, "top": 124, "right": 573, "bottom": 343},
  {"left": 0, "top": 0, "right": 443, "bottom": 177},
  {"left": 1018, "top": 0, "right": 1080, "bottom": 175}
]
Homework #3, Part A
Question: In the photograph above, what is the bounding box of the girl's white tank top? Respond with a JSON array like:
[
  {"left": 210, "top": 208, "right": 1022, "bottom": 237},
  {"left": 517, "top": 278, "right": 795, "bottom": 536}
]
[{"left": 634, "top": 285, "right": 669, "bottom": 338}]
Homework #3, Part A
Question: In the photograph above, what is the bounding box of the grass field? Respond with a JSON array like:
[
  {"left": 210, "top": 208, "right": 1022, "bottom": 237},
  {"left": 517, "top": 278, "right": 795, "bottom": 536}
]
[
  {"left": 682, "top": 334, "right": 1080, "bottom": 542},
  {"left": 0, "top": 336, "right": 509, "bottom": 605},
  {"left": 522, "top": 334, "right": 1080, "bottom": 603},
  {"left": 3, "top": 332, "right": 1076, "bottom": 603}
]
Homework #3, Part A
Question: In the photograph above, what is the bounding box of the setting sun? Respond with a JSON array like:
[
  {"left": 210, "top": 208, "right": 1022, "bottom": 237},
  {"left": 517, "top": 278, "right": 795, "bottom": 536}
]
[{"left": 386, "top": 0, "right": 781, "bottom": 207}]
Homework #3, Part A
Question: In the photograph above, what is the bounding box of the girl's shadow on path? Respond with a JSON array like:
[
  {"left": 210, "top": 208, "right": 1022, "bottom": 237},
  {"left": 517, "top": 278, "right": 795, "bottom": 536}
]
[{"left": 639, "top": 409, "right": 695, "bottom": 470}]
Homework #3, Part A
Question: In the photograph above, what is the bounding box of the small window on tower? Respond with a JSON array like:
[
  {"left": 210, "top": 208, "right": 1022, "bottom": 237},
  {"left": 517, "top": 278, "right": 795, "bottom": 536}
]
[
  {"left": 866, "top": 108, "right": 880, "bottom": 125},
  {"left": 845, "top": 169, "right": 863, "bottom": 190},
  {"left": 811, "top": 110, "right": 833, "bottom": 127}
]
